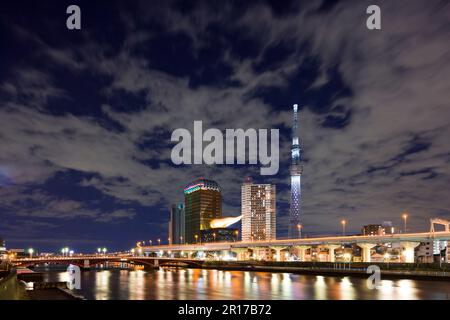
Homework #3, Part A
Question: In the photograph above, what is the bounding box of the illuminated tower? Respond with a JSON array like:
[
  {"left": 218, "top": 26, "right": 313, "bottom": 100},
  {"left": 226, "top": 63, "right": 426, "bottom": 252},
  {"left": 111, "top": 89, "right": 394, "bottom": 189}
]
[{"left": 289, "top": 104, "right": 302, "bottom": 238}]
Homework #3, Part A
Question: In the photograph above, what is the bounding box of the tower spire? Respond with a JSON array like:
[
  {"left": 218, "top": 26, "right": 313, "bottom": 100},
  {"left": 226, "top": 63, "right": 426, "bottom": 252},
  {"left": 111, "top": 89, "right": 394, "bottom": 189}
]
[{"left": 289, "top": 104, "right": 302, "bottom": 238}]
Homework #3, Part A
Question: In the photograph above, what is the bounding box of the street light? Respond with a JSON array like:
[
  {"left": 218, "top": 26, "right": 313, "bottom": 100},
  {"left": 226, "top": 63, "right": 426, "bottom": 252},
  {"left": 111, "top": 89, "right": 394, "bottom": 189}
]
[
  {"left": 234, "top": 230, "right": 239, "bottom": 242},
  {"left": 168, "top": 237, "right": 171, "bottom": 244},
  {"left": 402, "top": 213, "right": 408, "bottom": 233},
  {"left": 213, "top": 233, "right": 216, "bottom": 242},
  {"left": 97, "top": 248, "right": 101, "bottom": 255},
  {"left": 102, "top": 247, "right": 107, "bottom": 255},
  {"left": 297, "top": 224, "right": 302, "bottom": 239},
  {"left": 149, "top": 240, "right": 153, "bottom": 246},
  {"left": 341, "top": 220, "right": 347, "bottom": 236},
  {"left": 158, "top": 238, "right": 161, "bottom": 245},
  {"left": 195, "top": 234, "right": 198, "bottom": 244},
  {"left": 180, "top": 236, "right": 183, "bottom": 244},
  {"left": 61, "top": 247, "right": 69, "bottom": 257},
  {"left": 28, "top": 248, "right": 34, "bottom": 258}
]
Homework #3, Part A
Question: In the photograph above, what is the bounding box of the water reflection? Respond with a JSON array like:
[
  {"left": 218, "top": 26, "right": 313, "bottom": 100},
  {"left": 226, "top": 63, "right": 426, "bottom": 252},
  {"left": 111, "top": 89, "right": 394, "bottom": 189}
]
[{"left": 41, "top": 269, "right": 450, "bottom": 300}]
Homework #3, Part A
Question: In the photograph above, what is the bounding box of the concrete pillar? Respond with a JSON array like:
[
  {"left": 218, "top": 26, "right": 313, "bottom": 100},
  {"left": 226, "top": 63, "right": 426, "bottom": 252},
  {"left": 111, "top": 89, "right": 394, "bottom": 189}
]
[
  {"left": 231, "top": 249, "right": 247, "bottom": 261},
  {"left": 254, "top": 249, "right": 262, "bottom": 260},
  {"left": 326, "top": 244, "right": 341, "bottom": 262},
  {"left": 270, "top": 247, "right": 287, "bottom": 262},
  {"left": 400, "top": 242, "right": 420, "bottom": 263},
  {"left": 357, "top": 243, "right": 377, "bottom": 262},
  {"left": 446, "top": 244, "right": 449, "bottom": 263},
  {"left": 294, "top": 246, "right": 310, "bottom": 261}
]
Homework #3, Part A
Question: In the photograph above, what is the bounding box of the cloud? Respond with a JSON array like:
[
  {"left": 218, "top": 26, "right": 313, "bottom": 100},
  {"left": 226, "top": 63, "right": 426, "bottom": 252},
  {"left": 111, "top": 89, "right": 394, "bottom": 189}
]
[{"left": 0, "top": 0, "right": 449, "bottom": 249}]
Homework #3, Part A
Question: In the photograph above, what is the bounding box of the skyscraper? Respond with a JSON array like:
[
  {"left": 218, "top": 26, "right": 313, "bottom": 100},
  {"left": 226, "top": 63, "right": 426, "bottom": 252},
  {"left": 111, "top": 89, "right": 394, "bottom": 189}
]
[
  {"left": 241, "top": 177, "right": 276, "bottom": 241},
  {"left": 289, "top": 104, "right": 302, "bottom": 238},
  {"left": 168, "top": 203, "right": 185, "bottom": 244},
  {"left": 184, "top": 178, "right": 222, "bottom": 243}
]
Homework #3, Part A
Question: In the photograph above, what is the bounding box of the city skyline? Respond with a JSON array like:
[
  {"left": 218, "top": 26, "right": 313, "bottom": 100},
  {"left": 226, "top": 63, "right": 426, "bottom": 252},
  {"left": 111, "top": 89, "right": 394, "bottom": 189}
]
[{"left": 1, "top": 1, "right": 450, "bottom": 253}]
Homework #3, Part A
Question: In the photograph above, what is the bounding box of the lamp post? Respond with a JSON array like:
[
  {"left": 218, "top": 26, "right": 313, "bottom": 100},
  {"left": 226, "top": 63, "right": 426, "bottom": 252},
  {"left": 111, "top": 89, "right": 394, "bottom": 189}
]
[
  {"left": 195, "top": 234, "right": 198, "bottom": 244},
  {"left": 102, "top": 247, "right": 107, "bottom": 255},
  {"left": 158, "top": 238, "right": 161, "bottom": 245},
  {"left": 28, "top": 248, "right": 34, "bottom": 258},
  {"left": 402, "top": 213, "right": 408, "bottom": 233},
  {"left": 297, "top": 224, "right": 302, "bottom": 239},
  {"left": 213, "top": 233, "right": 216, "bottom": 242},
  {"left": 149, "top": 240, "right": 153, "bottom": 246},
  {"left": 341, "top": 220, "right": 347, "bottom": 236},
  {"left": 180, "top": 236, "right": 183, "bottom": 244},
  {"left": 234, "top": 230, "right": 239, "bottom": 242}
]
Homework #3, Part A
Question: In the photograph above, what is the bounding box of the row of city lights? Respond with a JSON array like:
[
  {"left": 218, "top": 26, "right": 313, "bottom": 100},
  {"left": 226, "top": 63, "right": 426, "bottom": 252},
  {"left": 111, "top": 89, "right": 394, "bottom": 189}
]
[
  {"left": 23, "top": 214, "right": 412, "bottom": 257},
  {"left": 338, "top": 213, "right": 409, "bottom": 236},
  {"left": 132, "top": 213, "right": 410, "bottom": 251},
  {"left": 136, "top": 230, "right": 241, "bottom": 247},
  {"left": 24, "top": 247, "right": 109, "bottom": 258}
]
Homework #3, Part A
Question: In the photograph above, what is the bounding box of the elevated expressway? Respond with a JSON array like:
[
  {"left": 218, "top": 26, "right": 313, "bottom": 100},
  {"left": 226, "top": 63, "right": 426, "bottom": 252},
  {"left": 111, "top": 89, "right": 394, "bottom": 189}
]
[{"left": 139, "top": 231, "right": 450, "bottom": 263}]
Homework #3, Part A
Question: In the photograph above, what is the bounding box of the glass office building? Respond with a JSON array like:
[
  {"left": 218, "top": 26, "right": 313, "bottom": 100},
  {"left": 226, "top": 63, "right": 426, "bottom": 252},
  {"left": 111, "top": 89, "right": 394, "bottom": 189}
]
[{"left": 184, "top": 178, "right": 222, "bottom": 243}]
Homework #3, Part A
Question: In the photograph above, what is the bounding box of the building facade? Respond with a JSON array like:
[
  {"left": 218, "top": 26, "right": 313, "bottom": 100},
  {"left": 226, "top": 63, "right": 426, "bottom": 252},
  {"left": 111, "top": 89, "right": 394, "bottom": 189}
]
[
  {"left": 241, "top": 178, "right": 276, "bottom": 241},
  {"left": 201, "top": 228, "right": 238, "bottom": 243},
  {"left": 362, "top": 224, "right": 386, "bottom": 236},
  {"left": 415, "top": 241, "right": 435, "bottom": 263},
  {"left": 168, "top": 203, "right": 185, "bottom": 245},
  {"left": 184, "top": 178, "right": 222, "bottom": 243}
]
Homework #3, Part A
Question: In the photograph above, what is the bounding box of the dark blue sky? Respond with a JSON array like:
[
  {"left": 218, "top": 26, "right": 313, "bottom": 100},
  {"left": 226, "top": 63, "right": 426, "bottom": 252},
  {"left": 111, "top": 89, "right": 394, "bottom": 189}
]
[{"left": 1, "top": 0, "right": 449, "bottom": 253}]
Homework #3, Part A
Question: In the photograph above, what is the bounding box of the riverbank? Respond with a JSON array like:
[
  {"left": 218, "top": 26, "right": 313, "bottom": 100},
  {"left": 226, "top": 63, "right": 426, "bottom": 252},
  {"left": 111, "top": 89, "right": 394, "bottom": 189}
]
[
  {"left": 0, "top": 268, "right": 84, "bottom": 300},
  {"left": 185, "top": 261, "right": 450, "bottom": 281}
]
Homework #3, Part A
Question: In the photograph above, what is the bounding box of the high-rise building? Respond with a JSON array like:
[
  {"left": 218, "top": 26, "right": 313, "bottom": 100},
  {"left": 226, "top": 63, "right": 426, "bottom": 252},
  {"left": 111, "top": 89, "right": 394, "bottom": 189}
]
[
  {"left": 289, "top": 104, "right": 302, "bottom": 238},
  {"left": 184, "top": 178, "right": 222, "bottom": 243},
  {"left": 168, "top": 203, "right": 185, "bottom": 244},
  {"left": 241, "top": 177, "right": 276, "bottom": 241}
]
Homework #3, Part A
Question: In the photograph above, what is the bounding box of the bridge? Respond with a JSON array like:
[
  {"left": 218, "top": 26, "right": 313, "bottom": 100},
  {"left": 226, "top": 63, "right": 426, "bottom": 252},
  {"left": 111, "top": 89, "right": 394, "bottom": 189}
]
[
  {"left": 11, "top": 256, "right": 203, "bottom": 270},
  {"left": 138, "top": 231, "right": 450, "bottom": 263},
  {"left": 10, "top": 231, "right": 450, "bottom": 267}
]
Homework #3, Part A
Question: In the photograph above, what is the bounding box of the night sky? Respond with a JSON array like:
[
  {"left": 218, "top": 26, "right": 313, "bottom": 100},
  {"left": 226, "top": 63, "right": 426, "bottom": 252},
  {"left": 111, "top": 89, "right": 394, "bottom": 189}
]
[{"left": 1, "top": 0, "right": 450, "bottom": 253}]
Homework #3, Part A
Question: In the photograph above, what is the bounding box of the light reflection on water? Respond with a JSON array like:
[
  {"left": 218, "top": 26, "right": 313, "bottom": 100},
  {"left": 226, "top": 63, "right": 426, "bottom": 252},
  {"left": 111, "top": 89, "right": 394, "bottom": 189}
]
[{"left": 42, "top": 268, "right": 450, "bottom": 300}]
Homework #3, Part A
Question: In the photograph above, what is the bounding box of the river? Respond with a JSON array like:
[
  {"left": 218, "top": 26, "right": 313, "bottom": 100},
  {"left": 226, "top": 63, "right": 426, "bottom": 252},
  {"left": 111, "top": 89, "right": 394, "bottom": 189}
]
[{"left": 41, "top": 268, "right": 450, "bottom": 300}]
